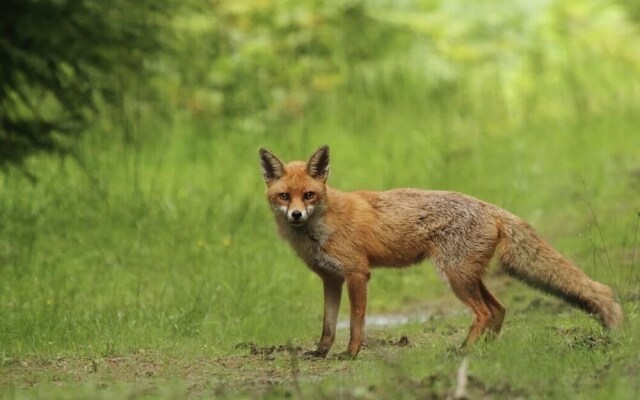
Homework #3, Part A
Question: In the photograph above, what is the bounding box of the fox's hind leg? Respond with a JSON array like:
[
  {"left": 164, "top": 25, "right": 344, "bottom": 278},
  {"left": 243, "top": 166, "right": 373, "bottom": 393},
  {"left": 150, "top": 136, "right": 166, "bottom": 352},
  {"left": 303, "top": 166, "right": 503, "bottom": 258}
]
[
  {"left": 479, "top": 281, "right": 505, "bottom": 338},
  {"left": 445, "top": 270, "right": 493, "bottom": 347}
]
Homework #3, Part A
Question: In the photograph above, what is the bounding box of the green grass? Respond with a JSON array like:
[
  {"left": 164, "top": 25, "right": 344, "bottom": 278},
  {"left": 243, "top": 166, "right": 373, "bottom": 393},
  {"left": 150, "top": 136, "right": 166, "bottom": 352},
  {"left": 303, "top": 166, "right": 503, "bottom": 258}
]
[
  {"left": 2, "top": 1, "right": 640, "bottom": 397},
  {"left": 2, "top": 104, "right": 638, "bottom": 398}
]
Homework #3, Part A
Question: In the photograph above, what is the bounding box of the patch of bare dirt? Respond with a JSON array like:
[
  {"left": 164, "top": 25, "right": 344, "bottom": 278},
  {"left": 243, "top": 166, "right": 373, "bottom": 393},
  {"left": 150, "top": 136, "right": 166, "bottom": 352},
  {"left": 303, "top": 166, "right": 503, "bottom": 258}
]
[
  {"left": 234, "top": 342, "right": 304, "bottom": 360},
  {"left": 1, "top": 347, "right": 351, "bottom": 398},
  {"left": 364, "top": 335, "right": 411, "bottom": 348}
]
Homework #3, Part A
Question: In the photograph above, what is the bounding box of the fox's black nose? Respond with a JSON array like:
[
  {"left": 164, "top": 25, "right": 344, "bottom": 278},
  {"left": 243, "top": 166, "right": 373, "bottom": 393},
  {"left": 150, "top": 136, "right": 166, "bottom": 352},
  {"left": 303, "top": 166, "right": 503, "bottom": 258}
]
[{"left": 291, "top": 210, "right": 303, "bottom": 220}]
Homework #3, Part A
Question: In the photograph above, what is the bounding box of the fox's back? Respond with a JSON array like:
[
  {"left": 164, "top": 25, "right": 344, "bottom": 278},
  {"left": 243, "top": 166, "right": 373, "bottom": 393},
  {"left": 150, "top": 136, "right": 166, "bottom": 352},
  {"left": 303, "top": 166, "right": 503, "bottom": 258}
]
[{"left": 327, "top": 189, "right": 501, "bottom": 268}]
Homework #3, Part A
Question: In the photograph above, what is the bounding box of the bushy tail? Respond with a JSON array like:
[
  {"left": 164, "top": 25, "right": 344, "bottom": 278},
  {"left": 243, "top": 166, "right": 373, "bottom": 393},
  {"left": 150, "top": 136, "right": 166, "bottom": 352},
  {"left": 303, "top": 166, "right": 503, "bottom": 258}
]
[{"left": 494, "top": 210, "right": 623, "bottom": 329}]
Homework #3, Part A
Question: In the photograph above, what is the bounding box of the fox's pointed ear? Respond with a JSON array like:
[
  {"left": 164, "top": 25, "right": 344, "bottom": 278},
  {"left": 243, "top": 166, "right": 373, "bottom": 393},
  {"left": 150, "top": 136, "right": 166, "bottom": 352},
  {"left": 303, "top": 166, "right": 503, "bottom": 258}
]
[
  {"left": 307, "top": 145, "right": 330, "bottom": 182},
  {"left": 259, "top": 148, "right": 285, "bottom": 184}
]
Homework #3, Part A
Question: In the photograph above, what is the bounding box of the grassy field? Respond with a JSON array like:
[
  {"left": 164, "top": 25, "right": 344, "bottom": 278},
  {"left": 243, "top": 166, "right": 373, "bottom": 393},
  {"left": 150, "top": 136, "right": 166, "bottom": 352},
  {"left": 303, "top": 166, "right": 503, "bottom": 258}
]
[
  {"left": 2, "top": 1, "right": 640, "bottom": 398},
  {"left": 2, "top": 100, "right": 639, "bottom": 399}
]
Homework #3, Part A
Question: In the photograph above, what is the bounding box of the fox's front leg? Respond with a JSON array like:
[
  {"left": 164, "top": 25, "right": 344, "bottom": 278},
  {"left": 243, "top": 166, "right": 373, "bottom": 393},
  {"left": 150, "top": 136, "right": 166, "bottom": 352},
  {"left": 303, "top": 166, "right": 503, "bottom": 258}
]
[
  {"left": 306, "top": 275, "right": 343, "bottom": 358},
  {"left": 343, "top": 271, "right": 369, "bottom": 359}
]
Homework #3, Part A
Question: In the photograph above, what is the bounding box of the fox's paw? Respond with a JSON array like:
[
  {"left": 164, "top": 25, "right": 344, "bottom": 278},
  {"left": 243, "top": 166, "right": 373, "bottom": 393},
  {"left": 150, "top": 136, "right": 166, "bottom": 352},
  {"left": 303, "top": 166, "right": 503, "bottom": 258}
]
[{"left": 302, "top": 349, "right": 328, "bottom": 360}]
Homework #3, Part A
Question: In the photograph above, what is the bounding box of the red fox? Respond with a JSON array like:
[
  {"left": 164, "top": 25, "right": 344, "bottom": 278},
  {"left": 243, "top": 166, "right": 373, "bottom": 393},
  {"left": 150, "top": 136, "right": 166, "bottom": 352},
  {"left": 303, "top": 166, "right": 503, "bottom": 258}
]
[{"left": 259, "top": 145, "right": 623, "bottom": 358}]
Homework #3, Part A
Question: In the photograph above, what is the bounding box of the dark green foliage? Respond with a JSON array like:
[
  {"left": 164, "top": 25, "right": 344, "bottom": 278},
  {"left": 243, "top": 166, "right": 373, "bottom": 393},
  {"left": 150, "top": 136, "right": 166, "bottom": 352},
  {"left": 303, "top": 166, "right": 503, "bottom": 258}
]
[
  {"left": 0, "top": 0, "right": 408, "bottom": 168},
  {"left": 0, "top": 0, "right": 174, "bottom": 168}
]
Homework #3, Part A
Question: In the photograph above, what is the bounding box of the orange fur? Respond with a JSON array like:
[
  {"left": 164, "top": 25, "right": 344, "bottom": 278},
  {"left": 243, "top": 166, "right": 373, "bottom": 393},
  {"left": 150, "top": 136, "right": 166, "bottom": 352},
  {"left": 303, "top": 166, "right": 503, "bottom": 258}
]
[{"left": 259, "top": 146, "right": 623, "bottom": 358}]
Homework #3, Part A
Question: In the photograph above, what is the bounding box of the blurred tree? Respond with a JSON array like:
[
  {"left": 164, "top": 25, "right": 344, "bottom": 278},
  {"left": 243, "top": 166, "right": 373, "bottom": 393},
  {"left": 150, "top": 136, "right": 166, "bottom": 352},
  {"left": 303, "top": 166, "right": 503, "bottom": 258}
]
[{"left": 0, "top": 0, "right": 175, "bottom": 170}]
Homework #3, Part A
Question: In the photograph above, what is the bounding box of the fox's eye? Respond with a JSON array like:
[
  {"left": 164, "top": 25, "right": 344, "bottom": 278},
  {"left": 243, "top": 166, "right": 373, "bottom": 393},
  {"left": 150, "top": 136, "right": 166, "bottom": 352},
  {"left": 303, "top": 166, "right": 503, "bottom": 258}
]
[
  {"left": 278, "top": 193, "right": 290, "bottom": 201},
  {"left": 303, "top": 191, "right": 316, "bottom": 200}
]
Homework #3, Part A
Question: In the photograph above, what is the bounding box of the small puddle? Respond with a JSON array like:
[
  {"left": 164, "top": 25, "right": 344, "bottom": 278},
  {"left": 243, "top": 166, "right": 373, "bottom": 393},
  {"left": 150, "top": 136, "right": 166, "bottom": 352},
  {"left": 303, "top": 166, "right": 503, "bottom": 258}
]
[{"left": 337, "top": 312, "right": 433, "bottom": 330}]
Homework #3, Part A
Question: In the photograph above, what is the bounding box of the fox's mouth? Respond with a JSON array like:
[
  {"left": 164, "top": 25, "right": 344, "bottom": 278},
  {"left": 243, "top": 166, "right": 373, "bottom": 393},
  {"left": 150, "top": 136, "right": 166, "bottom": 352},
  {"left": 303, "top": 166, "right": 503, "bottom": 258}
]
[{"left": 290, "top": 221, "right": 305, "bottom": 228}]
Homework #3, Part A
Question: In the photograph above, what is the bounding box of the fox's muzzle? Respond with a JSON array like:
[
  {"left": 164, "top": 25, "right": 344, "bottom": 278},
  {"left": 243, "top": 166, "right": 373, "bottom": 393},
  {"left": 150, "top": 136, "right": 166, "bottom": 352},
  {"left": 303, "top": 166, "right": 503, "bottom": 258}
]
[{"left": 287, "top": 208, "right": 308, "bottom": 226}]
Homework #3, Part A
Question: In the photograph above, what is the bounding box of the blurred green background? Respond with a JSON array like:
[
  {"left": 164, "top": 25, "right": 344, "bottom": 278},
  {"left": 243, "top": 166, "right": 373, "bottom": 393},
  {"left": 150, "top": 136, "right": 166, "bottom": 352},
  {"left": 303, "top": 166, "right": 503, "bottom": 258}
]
[{"left": 1, "top": 0, "right": 639, "bottom": 365}]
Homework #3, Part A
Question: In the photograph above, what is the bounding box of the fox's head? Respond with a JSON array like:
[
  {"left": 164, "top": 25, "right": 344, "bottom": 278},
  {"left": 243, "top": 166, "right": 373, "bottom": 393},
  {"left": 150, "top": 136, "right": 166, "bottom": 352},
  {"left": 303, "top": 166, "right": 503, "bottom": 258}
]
[{"left": 259, "top": 145, "right": 330, "bottom": 228}]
